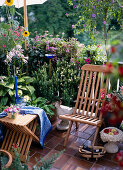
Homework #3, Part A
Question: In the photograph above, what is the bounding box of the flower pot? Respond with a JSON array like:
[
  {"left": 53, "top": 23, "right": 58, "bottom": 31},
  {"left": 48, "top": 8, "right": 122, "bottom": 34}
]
[
  {"left": 104, "top": 112, "right": 121, "bottom": 128},
  {"left": 49, "top": 107, "right": 57, "bottom": 122},
  {"left": 7, "top": 112, "right": 18, "bottom": 119},
  {"left": 0, "top": 149, "right": 12, "bottom": 168}
]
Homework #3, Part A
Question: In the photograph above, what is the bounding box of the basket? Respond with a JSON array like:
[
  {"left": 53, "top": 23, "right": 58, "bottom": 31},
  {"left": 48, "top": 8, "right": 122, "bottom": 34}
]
[{"left": 79, "top": 145, "right": 106, "bottom": 161}]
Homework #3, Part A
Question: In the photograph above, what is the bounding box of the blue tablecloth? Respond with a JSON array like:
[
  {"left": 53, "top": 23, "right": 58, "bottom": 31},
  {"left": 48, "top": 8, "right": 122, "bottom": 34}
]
[
  {"left": 0, "top": 111, "right": 7, "bottom": 141},
  {"left": 20, "top": 106, "right": 52, "bottom": 149},
  {"left": 0, "top": 107, "right": 52, "bottom": 149}
]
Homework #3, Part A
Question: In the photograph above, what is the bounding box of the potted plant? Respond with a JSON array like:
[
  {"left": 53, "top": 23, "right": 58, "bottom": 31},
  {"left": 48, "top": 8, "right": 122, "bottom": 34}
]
[
  {"left": 4, "top": 105, "right": 20, "bottom": 119},
  {"left": 0, "top": 149, "right": 12, "bottom": 168},
  {"left": 101, "top": 91, "right": 123, "bottom": 127}
]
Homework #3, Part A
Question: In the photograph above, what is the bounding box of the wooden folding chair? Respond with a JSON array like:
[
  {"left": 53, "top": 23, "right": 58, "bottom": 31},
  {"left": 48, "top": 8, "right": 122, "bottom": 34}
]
[{"left": 59, "top": 64, "right": 109, "bottom": 146}]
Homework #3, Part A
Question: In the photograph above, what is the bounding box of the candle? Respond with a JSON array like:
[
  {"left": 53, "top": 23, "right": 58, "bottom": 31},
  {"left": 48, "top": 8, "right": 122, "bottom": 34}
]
[{"left": 15, "top": 75, "right": 19, "bottom": 104}]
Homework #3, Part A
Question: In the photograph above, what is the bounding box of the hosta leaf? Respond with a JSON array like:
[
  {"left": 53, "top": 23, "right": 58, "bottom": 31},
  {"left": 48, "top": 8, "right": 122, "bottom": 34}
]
[
  {"left": 6, "top": 84, "right": 14, "bottom": 89},
  {"left": 8, "top": 90, "right": 14, "bottom": 96},
  {"left": 17, "top": 78, "right": 25, "bottom": 83},
  {"left": 0, "top": 97, "right": 8, "bottom": 106},
  {"left": 0, "top": 89, "right": 7, "bottom": 96},
  {"left": 18, "top": 86, "right": 27, "bottom": 91},
  {"left": 18, "top": 90, "right": 23, "bottom": 96},
  {"left": 23, "top": 76, "right": 34, "bottom": 84},
  {"left": 26, "top": 86, "right": 35, "bottom": 95}
]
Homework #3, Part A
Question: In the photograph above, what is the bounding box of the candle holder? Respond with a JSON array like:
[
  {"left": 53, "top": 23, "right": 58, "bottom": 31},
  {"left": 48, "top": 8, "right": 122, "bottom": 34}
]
[{"left": 45, "top": 54, "right": 55, "bottom": 78}]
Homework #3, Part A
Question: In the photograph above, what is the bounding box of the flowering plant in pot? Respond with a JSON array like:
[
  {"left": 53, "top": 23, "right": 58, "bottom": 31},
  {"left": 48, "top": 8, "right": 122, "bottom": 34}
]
[
  {"left": 101, "top": 90, "right": 123, "bottom": 127},
  {"left": 4, "top": 105, "right": 20, "bottom": 119}
]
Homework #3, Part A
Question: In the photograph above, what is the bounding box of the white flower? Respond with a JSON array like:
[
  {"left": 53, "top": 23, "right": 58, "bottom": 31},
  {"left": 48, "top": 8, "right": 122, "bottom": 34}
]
[{"left": 16, "top": 44, "right": 22, "bottom": 49}]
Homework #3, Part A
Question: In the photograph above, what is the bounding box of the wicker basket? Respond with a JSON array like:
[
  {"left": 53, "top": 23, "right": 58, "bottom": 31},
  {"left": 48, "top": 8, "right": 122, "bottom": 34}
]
[{"left": 79, "top": 145, "right": 106, "bottom": 161}]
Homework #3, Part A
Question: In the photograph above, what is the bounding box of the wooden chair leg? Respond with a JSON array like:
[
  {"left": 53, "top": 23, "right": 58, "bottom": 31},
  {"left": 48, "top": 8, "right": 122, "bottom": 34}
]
[
  {"left": 64, "top": 121, "right": 73, "bottom": 147},
  {"left": 75, "top": 122, "right": 79, "bottom": 130},
  {"left": 92, "top": 126, "right": 100, "bottom": 146}
]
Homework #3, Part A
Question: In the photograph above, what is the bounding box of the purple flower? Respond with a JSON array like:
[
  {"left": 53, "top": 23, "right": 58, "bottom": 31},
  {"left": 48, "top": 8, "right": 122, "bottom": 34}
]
[
  {"left": 85, "top": 58, "right": 91, "bottom": 64},
  {"left": 72, "top": 25, "right": 75, "bottom": 29},
  {"left": 73, "top": 5, "right": 77, "bottom": 9},
  {"left": 93, "top": 6, "right": 96, "bottom": 9},
  {"left": 65, "top": 13, "right": 69, "bottom": 16},
  {"left": 92, "top": 14, "right": 96, "bottom": 18},
  {"left": 112, "top": 0, "right": 114, "bottom": 3},
  {"left": 70, "top": 58, "right": 74, "bottom": 62},
  {"left": 104, "top": 20, "right": 106, "bottom": 25},
  {"left": 83, "top": 24, "right": 85, "bottom": 27}
]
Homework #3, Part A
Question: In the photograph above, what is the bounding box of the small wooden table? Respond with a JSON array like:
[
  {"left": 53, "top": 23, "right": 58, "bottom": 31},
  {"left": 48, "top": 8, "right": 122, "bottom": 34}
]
[{"left": 0, "top": 114, "right": 39, "bottom": 162}]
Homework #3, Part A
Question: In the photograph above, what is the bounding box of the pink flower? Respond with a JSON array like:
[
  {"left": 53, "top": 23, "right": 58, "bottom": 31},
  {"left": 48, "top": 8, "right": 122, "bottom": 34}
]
[
  {"left": 106, "top": 93, "right": 111, "bottom": 99},
  {"left": 72, "top": 25, "right": 75, "bottom": 29},
  {"left": 3, "top": 45, "right": 6, "bottom": 48},
  {"left": 3, "top": 34, "right": 6, "bottom": 37},
  {"left": 76, "top": 61, "right": 79, "bottom": 64},
  {"left": 65, "top": 13, "right": 69, "bottom": 16},
  {"left": 85, "top": 58, "right": 91, "bottom": 64},
  {"left": 83, "top": 24, "right": 85, "bottom": 27},
  {"left": 104, "top": 20, "right": 106, "bottom": 24},
  {"left": 16, "top": 33, "right": 20, "bottom": 37},
  {"left": 70, "top": 58, "right": 74, "bottom": 62}
]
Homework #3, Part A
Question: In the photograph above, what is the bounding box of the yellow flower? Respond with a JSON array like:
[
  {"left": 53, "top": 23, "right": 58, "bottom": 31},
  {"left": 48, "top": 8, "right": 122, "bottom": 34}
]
[
  {"left": 22, "top": 31, "right": 30, "bottom": 37},
  {"left": 5, "top": 0, "right": 13, "bottom": 6}
]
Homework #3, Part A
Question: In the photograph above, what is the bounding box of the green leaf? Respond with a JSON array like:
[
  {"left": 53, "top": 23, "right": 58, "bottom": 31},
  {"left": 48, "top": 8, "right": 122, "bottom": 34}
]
[
  {"left": 0, "top": 97, "right": 8, "bottom": 106},
  {"left": 23, "top": 76, "right": 34, "bottom": 84},
  {"left": 0, "top": 89, "right": 7, "bottom": 96},
  {"left": 17, "top": 78, "right": 25, "bottom": 83},
  {"left": 6, "top": 84, "right": 14, "bottom": 89},
  {"left": 10, "top": 6, "right": 15, "bottom": 16},
  {"left": 8, "top": 90, "right": 14, "bottom": 96},
  {"left": 26, "top": 86, "right": 35, "bottom": 95},
  {"left": 0, "top": 23, "right": 10, "bottom": 30},
  {"left": 18, "top": 90, "right": 23, "bottom": 96}
]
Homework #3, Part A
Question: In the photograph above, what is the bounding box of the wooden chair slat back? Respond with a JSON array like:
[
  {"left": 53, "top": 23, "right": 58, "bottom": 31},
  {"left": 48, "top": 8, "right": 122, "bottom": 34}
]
[{"left": 73, "top": 64, "right": 108, "bottom": 119}]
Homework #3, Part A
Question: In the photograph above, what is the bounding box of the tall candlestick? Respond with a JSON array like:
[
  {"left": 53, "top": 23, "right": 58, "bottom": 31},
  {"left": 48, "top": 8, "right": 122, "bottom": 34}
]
[{"left": 15, "top": 75, "right": 19, "bottom": 104}]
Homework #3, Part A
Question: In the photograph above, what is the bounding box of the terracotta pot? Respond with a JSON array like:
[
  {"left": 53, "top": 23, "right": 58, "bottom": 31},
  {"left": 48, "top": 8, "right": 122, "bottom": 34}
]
[
  {"left": 0, "top": 149, "right": 12, "bottom": 168},
  {"left": 49, "top": 107, "right": 57, "bottom": 122}
]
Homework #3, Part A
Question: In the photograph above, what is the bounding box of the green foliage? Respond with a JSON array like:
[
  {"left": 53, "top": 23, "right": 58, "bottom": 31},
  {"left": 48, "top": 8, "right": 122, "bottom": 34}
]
[
  {"left": 0, "top": 76, "right": 35, "bottom": 111},
  {"left": 55, "top": 60, "right": 80, "bottom": 106},
  {"left": 32, "top": 65, "right": 55, "bottom": 101},
  {"left": 27, "top": 96, "right": 55, "bottom": 118},
  {"left": 4, "top": 0, "right": 78, "bottom": 38},
  {"left": 33, "top": 150, "right": 64, "bottom": 170},
  {"left": 75, "top": 44, "right": 106, "bottom": 67},
  {"left": 32, "top": 60, "right": 80, "bottom": 106},
  {"left": 1, "top": 146, "right": 64, "bottom": 170},
  {"left": 26, "top": 46, "right": 45, "bottom": 76},
  {"left": 0, "top": 18, "right": 24, "bottom": 57},
  {"left": 67, "top": 0, "right": 122, "bottom": 41}
]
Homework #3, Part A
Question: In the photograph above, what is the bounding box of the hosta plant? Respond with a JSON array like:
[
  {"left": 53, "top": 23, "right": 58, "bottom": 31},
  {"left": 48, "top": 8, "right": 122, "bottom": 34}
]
[{"left": 0, "top": 76, "right": 35, "bottom": 111}]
